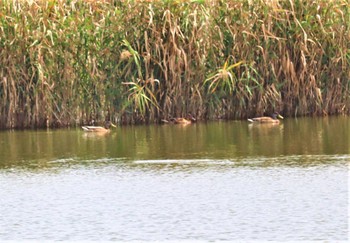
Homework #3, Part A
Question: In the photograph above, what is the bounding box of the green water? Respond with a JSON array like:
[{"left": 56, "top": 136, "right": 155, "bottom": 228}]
[
  {"left": 0, "top": 116, "right": 348, "bottom": 168},
  {"left": 0, "top": 116, "right": 349, "bottom": 241}
]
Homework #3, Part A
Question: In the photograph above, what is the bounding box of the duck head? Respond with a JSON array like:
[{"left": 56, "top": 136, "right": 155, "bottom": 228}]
[{"left": 272, "top": 112, "right": 284, "bottom": 120}]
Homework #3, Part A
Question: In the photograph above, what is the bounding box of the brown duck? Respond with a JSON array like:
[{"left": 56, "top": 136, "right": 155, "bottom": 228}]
[
  {"left": 162, "top": 114, "right": 197, "bottom": 125},
  {"left": 82, "top": 121, "right": 116, "bottom": 132},
  {"left": 248, "top": 112, "right": 284, "bottom": 124}
]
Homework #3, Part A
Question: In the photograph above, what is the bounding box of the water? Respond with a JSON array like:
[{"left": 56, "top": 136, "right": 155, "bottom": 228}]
[{"left": 0, "top": 116, "right": 349, "bottom": 241}]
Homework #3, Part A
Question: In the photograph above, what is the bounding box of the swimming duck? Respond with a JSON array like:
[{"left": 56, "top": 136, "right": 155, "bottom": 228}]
[
  {"left": 247, "top": 112, "right": 284, "bottom": 123},
  {"left": 162, "top": 113, "right": 197, "bottom": 125},
  {"left": 82, "top": 121, "right": 116, "bottom": 132},
  {"left": 170, "top": 118, "right": 192, "bottom": 124}
]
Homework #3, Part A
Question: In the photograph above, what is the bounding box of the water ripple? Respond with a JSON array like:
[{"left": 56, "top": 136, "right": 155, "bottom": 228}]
[{"left": 0, "top": 154, "right": 348, "bottom": 241}]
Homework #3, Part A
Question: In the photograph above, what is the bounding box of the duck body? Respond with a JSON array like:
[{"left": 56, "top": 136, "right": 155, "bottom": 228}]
[
  {"left": 171, "top": 117, "right": 193, "bottom": 125},
  {"left": 82, "top": 121, "right": 116, "bottom": 132},
  {"left": 162, "top": 113, "right": 196, "bottom": 125},
  {"left": 82, "top": 126, "right": 110, "bottom": 132},
  {"left": 170, "top": 113, "right": 196, "bottom": 125},
  {"left": 247, "top": 113, "right": 283, "bottom": 123}
]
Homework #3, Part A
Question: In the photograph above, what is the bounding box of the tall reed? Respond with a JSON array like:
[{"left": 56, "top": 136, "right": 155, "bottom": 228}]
[{"left": 0, "top": 0, "right": 349, "bottom": 128}]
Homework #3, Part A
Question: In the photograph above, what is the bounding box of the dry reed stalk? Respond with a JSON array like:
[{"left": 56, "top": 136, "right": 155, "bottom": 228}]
[{"left": 0, "top": 0, "right": 348, "bottom": 128}]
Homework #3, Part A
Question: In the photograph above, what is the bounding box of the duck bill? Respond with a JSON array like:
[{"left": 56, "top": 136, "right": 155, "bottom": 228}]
[
  {"left": 277, "top": 114, "right": 284, "bottom": 119},
  {"left": 110, "top": 123, "right": 117, "bottom": 128}
]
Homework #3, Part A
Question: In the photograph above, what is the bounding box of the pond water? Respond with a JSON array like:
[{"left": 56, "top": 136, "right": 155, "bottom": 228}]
[{"left": 0, "top": 116, "right": 349, "bottom": 241}]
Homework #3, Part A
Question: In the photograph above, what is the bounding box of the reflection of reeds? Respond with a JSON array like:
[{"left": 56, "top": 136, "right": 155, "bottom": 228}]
[{"left": 0, "top": 0, "right": 349, "bottom": 128}]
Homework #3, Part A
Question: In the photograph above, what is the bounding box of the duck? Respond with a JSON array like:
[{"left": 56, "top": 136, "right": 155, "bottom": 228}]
[
  {"left": 162, "top": 113, "right": 197, "bottom": 125},
  {"left": 247, "top": 112, "right": 284, "bottom": 123},
  {"left": 171, "top": 117, "right": 193, "bottom": 125},
  {"left": 82, "top": 121, "right": 116, "bottom": 132}
]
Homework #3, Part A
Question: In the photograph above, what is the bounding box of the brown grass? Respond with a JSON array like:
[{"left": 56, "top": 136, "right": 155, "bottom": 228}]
[{"left": 0, "top": 0, "right": 349, "bottom": 128}]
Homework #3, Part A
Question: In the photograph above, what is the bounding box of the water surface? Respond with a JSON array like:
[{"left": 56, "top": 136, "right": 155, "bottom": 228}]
[{"left": 0, "top": 116, "right": 349, "bottom": 241}]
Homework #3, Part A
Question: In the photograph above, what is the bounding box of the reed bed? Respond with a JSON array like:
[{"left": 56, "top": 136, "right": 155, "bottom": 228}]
[{"left": 0, "top": 0, "right": 349, "bottom": 128}]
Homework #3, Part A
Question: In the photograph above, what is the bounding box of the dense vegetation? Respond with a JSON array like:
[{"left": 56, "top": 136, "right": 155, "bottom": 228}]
[{"left": 0, "top": 0, "right": 349, "bottom": 128}]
